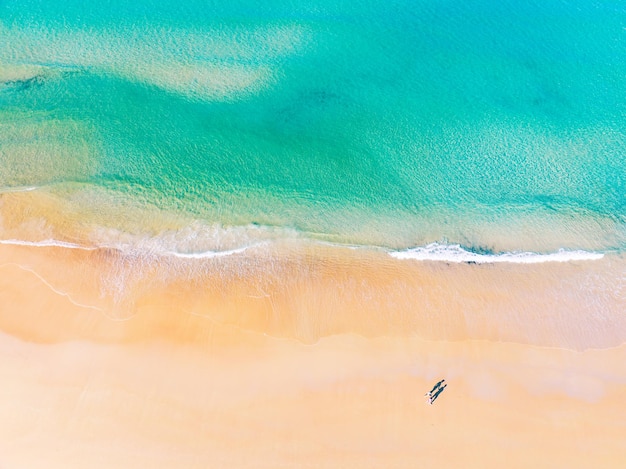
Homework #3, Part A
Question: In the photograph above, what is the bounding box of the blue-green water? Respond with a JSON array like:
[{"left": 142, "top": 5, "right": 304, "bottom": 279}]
[{"left": 1, "top": 0, "right": 625, "bottom": 256}]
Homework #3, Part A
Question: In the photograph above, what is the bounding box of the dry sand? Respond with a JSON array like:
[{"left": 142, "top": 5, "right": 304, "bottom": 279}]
[{"left": 0, "top": 242, "right": 625, "bottom": 468}]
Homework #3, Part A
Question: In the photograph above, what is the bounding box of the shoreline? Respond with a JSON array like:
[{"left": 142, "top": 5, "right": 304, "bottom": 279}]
[
  {"left": 2, "top": 188, "right": 625, "bottom": 256},
  {"left": 1, "top": 242, "right": 624, "bottom": 349},
  {"left": 1, "top": 237, "right": 625, "bottom": 468}
]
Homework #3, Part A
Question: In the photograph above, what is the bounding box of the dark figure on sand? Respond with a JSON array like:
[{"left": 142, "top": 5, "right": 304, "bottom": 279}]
[
  {"left": 429, "top": 384, "right": 447, "bottom": 405},
  {"left": 424, "top": 379, "right": 445, "bottom": 398}
]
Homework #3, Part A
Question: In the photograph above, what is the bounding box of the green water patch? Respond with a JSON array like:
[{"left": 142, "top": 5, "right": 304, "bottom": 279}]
[{"left": 1, "top": 0, "right": 624, "bottom": 250}]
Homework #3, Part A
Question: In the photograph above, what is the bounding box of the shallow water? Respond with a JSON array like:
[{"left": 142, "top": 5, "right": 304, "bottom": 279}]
[{"left": 1, "top": 0, "right": 625, "bottom": 255}]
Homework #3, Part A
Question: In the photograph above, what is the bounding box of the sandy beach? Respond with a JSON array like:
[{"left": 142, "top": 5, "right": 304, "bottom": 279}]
[
  {"left": 1, "top": 241, "right": 625, "bottom": 468},
  {"left": 2, "top": 0, "right": 626, "bottom": 466}
]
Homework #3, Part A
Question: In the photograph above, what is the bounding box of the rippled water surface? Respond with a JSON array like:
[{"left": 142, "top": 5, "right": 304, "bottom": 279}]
[{"left": 1, "top": 0, "right": 625, "bottom": 256}]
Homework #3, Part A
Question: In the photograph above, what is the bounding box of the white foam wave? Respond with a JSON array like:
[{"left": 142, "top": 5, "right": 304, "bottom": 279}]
[
  {"left": 0, "top": 185, "right": 39, "bottom": 194},
  {"left": 161, "top": 244, "right": 262, "bottom": 259},
  {"left": 87, "top": 222, "right": 289, "bottom": 259},
  {"left": 389, "top": 243, "right": 604, "bottom": 264},
  {"left": 0, "top": 237, "right": 260, "bottom": 259},
  {"left": 0, "top": 238, "right": 96, "bottom": 250},
  {"left": 1, "top": 235, "right": 607, "bottom": 265}
]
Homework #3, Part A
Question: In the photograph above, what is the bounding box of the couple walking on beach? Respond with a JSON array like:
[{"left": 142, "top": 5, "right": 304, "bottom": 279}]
[{"left": 425, "top": 379, "right": 446, "bottom": 405}]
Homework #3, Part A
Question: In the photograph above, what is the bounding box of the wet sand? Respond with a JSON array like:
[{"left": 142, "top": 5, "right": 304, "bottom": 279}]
[{"left": 1, "top": 242, "right": 625, "bottom": 468}]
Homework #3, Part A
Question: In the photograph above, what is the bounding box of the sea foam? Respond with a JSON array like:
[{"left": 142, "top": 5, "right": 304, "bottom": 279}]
[
  {"left": 389, "top": 243, "right": 605, "bottom": 264},
  {"left": 161, "top": 245, "right": 261, "bottom": 259},
  {"left": 0, "top": 236, "right": 265, "bottom": 263},
  {"left": 1, "top": 236, "right": 608, "bottom": 264},
  {"left": 0, "top": 238, "right": 96, "bottom": 250}
]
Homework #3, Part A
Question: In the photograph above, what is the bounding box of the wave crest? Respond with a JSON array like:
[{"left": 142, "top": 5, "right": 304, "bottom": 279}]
[{"left": 389, "top": 243, "right": 604, "bottom": 264}]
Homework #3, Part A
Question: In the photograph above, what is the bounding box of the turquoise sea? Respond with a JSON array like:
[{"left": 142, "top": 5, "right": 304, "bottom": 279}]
[{"left": 1, "top": 0, "right": 625, "bottom": 259}]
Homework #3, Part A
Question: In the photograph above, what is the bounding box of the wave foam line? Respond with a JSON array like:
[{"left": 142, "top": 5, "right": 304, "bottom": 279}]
[
  {"left": 389, "top": 243, "right": 604, "bottom": 264},
  {"left": 0, "top": 238, "right": 97, "bottom": 250},
  {"left": 161, "top": 244, "right": 262, "bottom": 259},
  {"left": 0, "top": 238, "right": 260, "bottom": 259},
  {"left": 0, "top": 185, "right": 39, "bottom": 194}
]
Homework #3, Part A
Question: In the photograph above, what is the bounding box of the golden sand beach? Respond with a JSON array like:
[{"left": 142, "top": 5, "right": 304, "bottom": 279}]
[
  {"left": 1, "top": 239, "right": 625, "bottom": 468},
  {"left": 2, "top": 0, "right": 625, "bottom": 465}
]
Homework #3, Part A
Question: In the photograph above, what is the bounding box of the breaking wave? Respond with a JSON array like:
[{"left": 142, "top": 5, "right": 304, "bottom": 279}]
[{"left": 389, "top": 242, "right": 605, "bottom": 264}]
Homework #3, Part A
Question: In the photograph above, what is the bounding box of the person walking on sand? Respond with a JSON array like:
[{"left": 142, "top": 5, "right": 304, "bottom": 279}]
[
  {"left": 425, "top": 379, "right": 445, "bottom": 397},
  {"left": 429, "top": 384, "right": 447, "bottom": 405}
]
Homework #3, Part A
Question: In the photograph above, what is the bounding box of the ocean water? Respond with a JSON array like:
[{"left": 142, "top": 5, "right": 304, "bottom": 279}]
[{"left": 1, "top": 0, "right": 625, "bottom": 260}]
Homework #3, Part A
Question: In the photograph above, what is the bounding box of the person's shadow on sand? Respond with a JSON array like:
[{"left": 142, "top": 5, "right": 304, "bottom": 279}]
[
  {"left": 429, "top": 384, "right": 447, "bottom": 405},
  {"left": 424, "top": 379, "right": 447, "bottom": 405}
]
